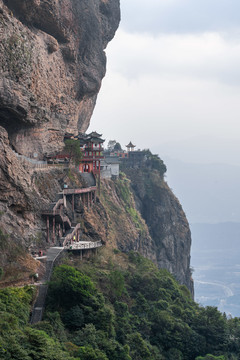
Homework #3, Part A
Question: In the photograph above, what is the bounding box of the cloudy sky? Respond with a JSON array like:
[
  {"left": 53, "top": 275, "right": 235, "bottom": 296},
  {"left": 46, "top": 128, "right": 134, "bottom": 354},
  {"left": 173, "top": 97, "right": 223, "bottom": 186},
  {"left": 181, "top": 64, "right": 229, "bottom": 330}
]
[{"left": 89, "top": 0, "right": 240, "bottom": 165}]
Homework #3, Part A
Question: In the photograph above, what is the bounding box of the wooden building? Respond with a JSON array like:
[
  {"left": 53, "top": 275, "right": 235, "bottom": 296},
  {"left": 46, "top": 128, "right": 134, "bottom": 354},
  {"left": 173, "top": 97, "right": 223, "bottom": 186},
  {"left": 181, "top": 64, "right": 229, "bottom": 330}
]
[{"left": 78, "top": 132, "right": 105, "bottom": 175}]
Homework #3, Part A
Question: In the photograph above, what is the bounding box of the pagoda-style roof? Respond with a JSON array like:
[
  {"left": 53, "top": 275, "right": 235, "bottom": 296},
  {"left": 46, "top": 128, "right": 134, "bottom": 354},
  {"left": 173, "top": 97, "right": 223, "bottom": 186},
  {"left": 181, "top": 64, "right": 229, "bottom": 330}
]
[
  {"left": 88, "top": 131, "right": 102, "bottom": 138},
  {"left": 126, "top": 141, "right": 136, "bottom": 148},
  {"left": 77, "top": 131, "right": 105, "bottom": 145},
  {"left": 77, "top": 132, "right": 88, "bottom": 140},
  {"left": 86, "top": 137, "right": 105, "bottom": 144},
  {"left": 86, "top": 131, "right": 105, "bottom": 144}
]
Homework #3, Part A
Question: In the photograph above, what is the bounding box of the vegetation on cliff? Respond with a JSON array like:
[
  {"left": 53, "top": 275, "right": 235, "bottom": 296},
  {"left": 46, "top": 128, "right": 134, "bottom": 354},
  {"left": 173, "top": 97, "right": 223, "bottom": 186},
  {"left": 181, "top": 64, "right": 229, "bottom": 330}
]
[
  {"left": 121, "top": 151, "right": 193, "bottom": 293},
  {"left": 1, "top": 252, "right": 240, "bottom": 360}
]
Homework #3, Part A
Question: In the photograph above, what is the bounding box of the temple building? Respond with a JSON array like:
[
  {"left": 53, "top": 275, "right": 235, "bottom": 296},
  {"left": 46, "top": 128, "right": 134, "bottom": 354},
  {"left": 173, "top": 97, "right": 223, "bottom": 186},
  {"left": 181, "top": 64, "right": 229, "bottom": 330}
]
[
  {"left": 78, "top": 131, "right": 105, "bottom": 175},
  {"left": 126, "top": 141, "right": 136, "bottom": 152}
]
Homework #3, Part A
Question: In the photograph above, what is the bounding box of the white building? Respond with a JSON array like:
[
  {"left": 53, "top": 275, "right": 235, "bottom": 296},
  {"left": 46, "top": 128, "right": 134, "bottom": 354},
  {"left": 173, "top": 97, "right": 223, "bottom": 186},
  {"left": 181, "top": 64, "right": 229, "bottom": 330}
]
[{"left": 101, "top": 156, "right": 120, "bottom": 179}]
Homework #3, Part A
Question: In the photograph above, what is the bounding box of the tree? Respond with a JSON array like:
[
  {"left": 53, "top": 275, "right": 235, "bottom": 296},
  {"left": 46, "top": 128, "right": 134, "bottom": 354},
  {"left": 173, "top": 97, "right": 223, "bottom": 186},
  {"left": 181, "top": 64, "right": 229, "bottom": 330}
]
[
  {"left": 0, "top": 267, "right": 3, "bottom": 281},
  {"left": 195, "top": 355, "right": 225, "bottom": 360},
  {"left": 64, "top": 139, "right": 82, "bottom": 166},
  {"left": 107, "top": 140, "right": 117, "bottom": 152},
  {"left": 114, "top": 142, "right": 122, "bottom": 151}
]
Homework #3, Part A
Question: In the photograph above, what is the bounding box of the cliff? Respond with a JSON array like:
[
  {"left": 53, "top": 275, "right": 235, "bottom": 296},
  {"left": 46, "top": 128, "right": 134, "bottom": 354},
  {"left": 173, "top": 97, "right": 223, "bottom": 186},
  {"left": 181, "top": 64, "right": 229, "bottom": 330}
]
[
  {"left": 0, "top": 0, "right": 120, "bottom": 240},
  {"left": 0, "top": 0, "right": 193, "bottom": 294},
  {"left": 122, "top": 167, "right": 193, "bottom": 294},
  {"left": 0, "top": 0, "right": 120, "bottom": 156},
  {"left": 81, "top": 165, "right": 193, "bottom": 294}
]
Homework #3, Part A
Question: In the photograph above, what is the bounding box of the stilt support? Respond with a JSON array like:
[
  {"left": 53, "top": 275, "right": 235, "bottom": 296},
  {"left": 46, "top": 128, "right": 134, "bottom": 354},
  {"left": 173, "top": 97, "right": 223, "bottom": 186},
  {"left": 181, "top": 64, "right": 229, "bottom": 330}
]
[{"left": 47, "top": 216, "right": 50, "bottom": 242}]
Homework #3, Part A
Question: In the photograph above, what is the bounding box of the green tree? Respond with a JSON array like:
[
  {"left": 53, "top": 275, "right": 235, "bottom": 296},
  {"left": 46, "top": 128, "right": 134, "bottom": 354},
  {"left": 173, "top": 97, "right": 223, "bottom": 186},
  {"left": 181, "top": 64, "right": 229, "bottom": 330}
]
[
  {"left": 0, "top": 267, "right": 3, "bottom": 281},
  {"left": 47, "top": 265, "right": 95, "bottom": 310},
  {"left": 114, "top": 142, "right": 122, "bottom": 151},
  {"left": 109, "top": 270, "right": 126, "bottom": 299},
  {"left": 195, "top": 355, "right": 225, "bottom": 360},
  {"left": 77, "top": 345, "right": 108, "bottom": 360},
  {"left": 64, "top": 139, "right": 82, "bottom": 166},
  {"left": 107, "top": 140, "right": 117, "bottom": 152},
  {"left": 62, "top": 305, "right": 84, "bottom": 330},
  {"left": 127, "top": 332, "right": 151, "bottom": 360}
]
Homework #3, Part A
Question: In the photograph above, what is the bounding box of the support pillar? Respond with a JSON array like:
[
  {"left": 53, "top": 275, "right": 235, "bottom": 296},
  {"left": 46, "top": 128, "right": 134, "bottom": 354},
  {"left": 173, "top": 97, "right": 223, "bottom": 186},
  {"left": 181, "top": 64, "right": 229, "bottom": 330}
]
[
  {"left": 87, "top": 192, "right": 90, "bottom": 208},
  {"left": 80, "top": 250, "right": 82, "bottom": 260},
  {"left": 47, "top": 216, "right": 50, "bottom": 242},
  {"left": 58, "top": 223, "right": 61, "bottom": 238},
  {"left": 72, "top": 194, "right": 74, "bottom": 212},
  {"left": 52, "top": 216, "right": 55, "bottom": 243},
  {"left": 63, "top": 195, "right": 66, "bottom": 207}
]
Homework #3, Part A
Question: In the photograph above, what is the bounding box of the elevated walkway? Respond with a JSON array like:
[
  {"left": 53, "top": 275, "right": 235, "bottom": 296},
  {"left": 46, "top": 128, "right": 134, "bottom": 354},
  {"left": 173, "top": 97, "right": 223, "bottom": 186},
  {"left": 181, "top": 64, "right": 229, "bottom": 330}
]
[
  {"left": 65, "top": 240, "right": 102, "bottom": 250},
  {"left": 62, "top": 186, "right": 96, "bottom": 195}
]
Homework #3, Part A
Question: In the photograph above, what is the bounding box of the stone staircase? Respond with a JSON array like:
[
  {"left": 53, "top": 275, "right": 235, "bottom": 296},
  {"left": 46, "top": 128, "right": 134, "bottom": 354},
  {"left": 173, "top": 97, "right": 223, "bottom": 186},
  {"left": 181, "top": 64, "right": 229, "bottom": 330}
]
[{"left": 30, "top": 247, "right": 64, "bottom": 324}]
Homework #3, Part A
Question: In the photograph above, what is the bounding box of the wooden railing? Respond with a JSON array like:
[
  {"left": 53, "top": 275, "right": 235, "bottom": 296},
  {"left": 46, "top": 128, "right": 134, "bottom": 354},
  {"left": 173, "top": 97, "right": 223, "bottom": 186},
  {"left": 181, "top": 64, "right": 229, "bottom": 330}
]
[
  {"left": 63, "top": 186, "right": 97, "bottom": 195},
  {"left": 62, "top": 223, "right": 81, "bottom": 246},
  {"left": 65, "top": 240, "right": 102, "bottom": 250}
]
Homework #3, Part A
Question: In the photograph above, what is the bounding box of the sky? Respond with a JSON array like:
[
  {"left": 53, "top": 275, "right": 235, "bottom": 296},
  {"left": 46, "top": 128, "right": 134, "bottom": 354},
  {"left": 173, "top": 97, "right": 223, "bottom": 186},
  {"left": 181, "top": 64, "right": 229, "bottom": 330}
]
[{"left": 89, "top": 0, "right": 240, "bottom": 166}]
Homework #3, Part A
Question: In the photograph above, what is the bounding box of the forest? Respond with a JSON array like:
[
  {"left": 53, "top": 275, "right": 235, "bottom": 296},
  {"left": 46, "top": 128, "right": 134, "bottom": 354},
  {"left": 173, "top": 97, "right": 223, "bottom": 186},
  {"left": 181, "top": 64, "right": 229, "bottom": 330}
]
[{"left": 0, "top": 251, "right": 240, "bottom": 360}]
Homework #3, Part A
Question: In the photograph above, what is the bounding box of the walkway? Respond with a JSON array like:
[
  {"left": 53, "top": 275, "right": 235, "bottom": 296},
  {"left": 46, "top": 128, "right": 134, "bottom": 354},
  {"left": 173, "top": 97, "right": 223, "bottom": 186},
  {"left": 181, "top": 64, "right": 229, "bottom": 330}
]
[
  {"left": 30, "top": 247, "right": 64, "bottom": 324},
  {"left": 30, "top": 240, "right": 103, "bottom": 324},
  {"left": 65, "top": 240, "right": 102, "bottom": 250}
]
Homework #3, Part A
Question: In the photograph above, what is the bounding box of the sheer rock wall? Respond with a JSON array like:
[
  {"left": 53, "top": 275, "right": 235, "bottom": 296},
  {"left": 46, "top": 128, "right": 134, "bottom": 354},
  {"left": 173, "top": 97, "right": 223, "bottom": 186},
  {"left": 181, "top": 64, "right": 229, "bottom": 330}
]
[{"left": 0, "top": 0, "right": 120, "bottom": 157}]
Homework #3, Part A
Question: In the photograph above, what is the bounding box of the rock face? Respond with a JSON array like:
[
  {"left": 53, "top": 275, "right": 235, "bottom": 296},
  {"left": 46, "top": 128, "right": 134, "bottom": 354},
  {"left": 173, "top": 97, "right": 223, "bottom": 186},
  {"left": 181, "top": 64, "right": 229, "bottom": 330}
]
[
  {"left": 123, "top": 168, "right": 194, "bottom": 295},
  {"left": 84, "top": 176, "right": 157, "bottom": 264},
  {"left": 0, "top": 0, "right": 193, "bottom": 294},
  {"left": 0, "top": 0, "right": 120, "bottom": 157}
]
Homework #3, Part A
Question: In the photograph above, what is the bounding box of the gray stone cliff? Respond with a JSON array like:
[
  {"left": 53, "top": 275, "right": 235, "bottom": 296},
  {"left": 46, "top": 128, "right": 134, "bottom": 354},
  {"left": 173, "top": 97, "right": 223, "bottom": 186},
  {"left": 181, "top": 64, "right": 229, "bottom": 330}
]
[
  {"left": 0, "top": 0, "right": 120, "bottom": 156},
  {"left": 0, "top": 0, "right": 193, "bottom": 294}
]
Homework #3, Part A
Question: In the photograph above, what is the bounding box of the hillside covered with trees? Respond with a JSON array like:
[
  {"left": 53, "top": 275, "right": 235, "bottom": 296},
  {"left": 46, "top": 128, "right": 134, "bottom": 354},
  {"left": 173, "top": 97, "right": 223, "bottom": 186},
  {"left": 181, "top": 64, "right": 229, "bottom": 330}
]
[{"left": 1, "top": 251, "right": 240, "bottom": 360}]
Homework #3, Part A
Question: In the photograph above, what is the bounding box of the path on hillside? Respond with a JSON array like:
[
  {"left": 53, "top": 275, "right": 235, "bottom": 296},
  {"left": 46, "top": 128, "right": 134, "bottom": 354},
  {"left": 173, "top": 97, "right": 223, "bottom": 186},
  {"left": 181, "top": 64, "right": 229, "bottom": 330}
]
[
  {"left": 30, "top": 247, "right": 64, "bottom": 324},
  {"left": 30, "top": 241, "right": 103, "bottom": 324}
]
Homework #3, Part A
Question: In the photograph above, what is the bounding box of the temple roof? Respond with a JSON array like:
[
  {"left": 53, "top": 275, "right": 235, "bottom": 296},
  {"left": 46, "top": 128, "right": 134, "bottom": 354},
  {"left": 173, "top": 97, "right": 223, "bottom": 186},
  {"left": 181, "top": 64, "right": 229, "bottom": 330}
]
[
  {"left": 86, "top": 136, "right": 105, "bottom": 144},
  {"left": 77, "top": 131, "right": 105, "bottom": 144},
  {"left": 77, "top": 132, "right": 88, "bottom": 140},
  {"left": 126, "top": 141, "right": 136, "bottom": 148},
  {"left": 88, "top": 131, "right": 102, "bottom": 138}
]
